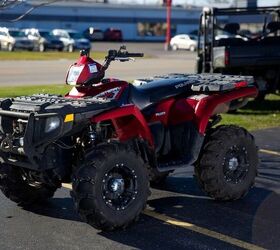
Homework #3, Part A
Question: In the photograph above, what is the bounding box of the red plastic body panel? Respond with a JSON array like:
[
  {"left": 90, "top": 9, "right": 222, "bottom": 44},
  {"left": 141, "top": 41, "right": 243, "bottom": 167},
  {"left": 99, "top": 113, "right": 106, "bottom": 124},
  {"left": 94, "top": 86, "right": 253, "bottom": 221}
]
[
  {"left": 91, "top": 104, "right": 154, "bottom": 147},
  {"left": 147, "top": 99, "right": 175, "bottom": 126},
  {"left": 65, "top": 55, "right": 104, "bottom": 85},
  {"left": 194, "top": 87, "right": 258, "bottom": 133},
  {"left": 146, "top": 86, "right": 257, "bottom": 134},
  {"left": 65, "top": 79, "right": 128, "bottom": 99}
]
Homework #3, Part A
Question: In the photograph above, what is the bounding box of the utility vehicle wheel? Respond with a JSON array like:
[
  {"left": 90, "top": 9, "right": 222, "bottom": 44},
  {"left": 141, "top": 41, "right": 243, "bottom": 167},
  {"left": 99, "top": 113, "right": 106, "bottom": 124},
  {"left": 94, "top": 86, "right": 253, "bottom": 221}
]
[
  {"left": 150, "top": 168, "right": 171, "bottom": 186},
  {"left": 72, "top": 143, "right": 150, "bottom": 231},
  {"left": 255, "top": 92, "right": 266, "bottom": 102},
  {"left": 0, "top": 163, "right": 57, "bottom": 206},
  {"left": 195, "top": 125, "right": 258, "bottom": 201}
]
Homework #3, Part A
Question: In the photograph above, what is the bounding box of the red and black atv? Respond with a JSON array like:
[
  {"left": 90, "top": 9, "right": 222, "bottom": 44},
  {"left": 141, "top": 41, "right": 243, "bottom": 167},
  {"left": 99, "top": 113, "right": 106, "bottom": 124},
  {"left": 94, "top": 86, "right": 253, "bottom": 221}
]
[{"left": 0, "top": 46, "right": 259, "bottom": 231}]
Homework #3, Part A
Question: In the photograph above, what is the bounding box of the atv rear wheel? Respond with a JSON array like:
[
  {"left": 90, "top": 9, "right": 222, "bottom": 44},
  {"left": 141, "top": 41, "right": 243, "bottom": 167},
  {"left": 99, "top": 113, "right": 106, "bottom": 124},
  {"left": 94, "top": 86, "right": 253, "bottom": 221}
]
[
  {"left": 71, "top": 142, "right": 150, "bottom": 231},
  {"left": 195, "top": 125, "right": 258, "bottom": 201},
  {"left": 0, "top": 163, "right": 57, "bottom": 206}
]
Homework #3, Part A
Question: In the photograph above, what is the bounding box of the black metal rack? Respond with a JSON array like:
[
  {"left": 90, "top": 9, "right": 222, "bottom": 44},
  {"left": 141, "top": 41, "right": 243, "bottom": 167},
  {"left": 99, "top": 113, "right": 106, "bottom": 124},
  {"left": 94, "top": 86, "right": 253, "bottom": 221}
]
[{"left": 134, "top": 73, "right": 254, "bottom": 92}]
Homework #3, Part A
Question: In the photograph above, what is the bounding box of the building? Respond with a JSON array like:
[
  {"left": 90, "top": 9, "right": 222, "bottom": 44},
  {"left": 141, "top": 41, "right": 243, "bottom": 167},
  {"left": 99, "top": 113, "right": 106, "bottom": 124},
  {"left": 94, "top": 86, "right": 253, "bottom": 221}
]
[{"left": 0, "top": 2, "right": 201, "bottom": 41}]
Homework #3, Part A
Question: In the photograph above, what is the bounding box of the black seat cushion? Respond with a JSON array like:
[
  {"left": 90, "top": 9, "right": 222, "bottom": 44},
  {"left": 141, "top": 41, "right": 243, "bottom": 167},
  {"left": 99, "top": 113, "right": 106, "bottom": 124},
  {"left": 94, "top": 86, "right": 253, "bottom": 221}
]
[
  {"left": 267, "top": 21, "right": 280, "bottom": 33},
  {"left": 224, "top": 23, "right": 240, "bottom": 34},
  {"left": 261, "top": 36, "right": 280, "bottom": 45},
  {"left": 129, "top": 74, "right": 195, "bottom": 110}
]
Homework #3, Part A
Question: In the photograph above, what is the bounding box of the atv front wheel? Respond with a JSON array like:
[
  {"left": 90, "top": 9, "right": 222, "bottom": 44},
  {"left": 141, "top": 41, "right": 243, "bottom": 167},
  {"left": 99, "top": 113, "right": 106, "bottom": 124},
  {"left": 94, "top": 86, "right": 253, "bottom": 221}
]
[
  {"left": 72, "top": 143, "right": 150, "bottom": 231},
  {"left": 0, "top": 164, "right": 57, "bottom": 206},
  {"left": 195, "top": 125, "right": 258, "bottom": 201}
]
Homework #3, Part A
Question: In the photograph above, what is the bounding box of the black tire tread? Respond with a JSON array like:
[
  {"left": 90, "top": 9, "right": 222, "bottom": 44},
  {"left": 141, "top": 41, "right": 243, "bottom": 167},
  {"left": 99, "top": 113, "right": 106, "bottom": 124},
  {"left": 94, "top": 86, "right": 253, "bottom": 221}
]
[
  {"left": 72, "top": 142, "right": 150, "bottom": 231},
  {"left": 195, "top": 125, "right": 258, "bottom": 201},
  {"left": 0, "top": 164, "right": 57, "bottom": 206}
]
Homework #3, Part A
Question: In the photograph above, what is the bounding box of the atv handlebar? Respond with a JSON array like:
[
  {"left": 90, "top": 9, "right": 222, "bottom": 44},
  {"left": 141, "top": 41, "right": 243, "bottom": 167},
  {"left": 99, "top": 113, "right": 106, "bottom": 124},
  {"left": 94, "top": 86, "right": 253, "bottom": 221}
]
[
  {"left": 119, "top": 52, "right": 144, "bottom": 58},
  {"left": 81, "top": 46, "right": 144, "bottom": 86},
  {"left": 103, "top": 46, "right": 144, "bottom": 70}
]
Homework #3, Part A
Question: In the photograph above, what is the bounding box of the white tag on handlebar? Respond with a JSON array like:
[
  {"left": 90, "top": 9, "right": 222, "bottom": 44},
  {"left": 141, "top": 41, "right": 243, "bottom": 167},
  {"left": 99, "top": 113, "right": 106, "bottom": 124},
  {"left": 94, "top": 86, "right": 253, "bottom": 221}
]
[
  {"left": 67, "top": 65, "right": 85, "bottom": 85},
  {"left": 88, "top": 64, "right": 98, "bottom": 73}
]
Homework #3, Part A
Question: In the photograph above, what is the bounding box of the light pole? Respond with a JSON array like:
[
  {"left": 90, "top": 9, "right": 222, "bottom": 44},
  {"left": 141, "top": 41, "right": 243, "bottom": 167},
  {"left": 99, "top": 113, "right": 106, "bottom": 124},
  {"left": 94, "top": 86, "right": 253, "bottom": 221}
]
[{"left": 164, "top": 0, "right": 172, "bottom": 51}]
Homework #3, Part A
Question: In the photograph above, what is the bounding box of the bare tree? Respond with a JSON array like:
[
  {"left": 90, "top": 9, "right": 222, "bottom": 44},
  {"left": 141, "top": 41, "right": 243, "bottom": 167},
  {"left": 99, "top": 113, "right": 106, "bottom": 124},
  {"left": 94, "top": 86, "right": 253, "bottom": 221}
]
[
  {"left": 8, "top": 0, "right": 61, "bottom": 22},
  {"left": 1, "top": 0, "right": 111, "bottom": 22},
  {"left": 0, "top": 0, "right": 24, "bottom": 10}
]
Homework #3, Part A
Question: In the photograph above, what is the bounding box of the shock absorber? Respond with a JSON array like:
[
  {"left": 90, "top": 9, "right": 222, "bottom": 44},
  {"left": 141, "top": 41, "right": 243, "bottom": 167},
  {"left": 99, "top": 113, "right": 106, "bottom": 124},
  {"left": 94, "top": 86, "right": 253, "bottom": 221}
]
[{"left": 88, "top": 125, "right": 97, "bottom": 145}]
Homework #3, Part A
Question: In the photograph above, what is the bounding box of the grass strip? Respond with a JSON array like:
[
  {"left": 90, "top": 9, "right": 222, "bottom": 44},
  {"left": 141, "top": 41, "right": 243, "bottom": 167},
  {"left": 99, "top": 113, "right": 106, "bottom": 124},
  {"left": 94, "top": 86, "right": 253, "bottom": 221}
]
[{"left": 0, "top": 51, "right": 107, "bottom": 61}]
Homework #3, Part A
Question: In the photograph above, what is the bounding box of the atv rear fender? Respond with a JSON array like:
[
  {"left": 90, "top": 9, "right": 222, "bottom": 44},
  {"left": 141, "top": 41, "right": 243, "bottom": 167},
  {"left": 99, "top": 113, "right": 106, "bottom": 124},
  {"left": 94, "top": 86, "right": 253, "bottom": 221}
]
[
  {"left": 91, "top": 104, "right": 154, "bottom": 147},
  {"left": 194, "top": 86, "right": 258, "bottom": 134}
]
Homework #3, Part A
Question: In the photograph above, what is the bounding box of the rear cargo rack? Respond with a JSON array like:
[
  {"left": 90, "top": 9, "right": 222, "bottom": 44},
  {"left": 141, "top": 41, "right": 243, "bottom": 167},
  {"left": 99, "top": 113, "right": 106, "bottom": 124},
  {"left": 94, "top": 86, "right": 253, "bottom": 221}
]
[{"left": 133, "top": 73, "right": 254, "bottom": 92}]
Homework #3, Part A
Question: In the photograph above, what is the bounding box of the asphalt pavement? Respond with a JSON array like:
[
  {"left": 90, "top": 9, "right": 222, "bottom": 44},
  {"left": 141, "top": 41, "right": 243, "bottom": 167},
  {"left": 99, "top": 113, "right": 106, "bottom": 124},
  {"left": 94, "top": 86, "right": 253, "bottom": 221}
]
[{"left": 0, "top": 127, "right": 279, "bottom": 250}]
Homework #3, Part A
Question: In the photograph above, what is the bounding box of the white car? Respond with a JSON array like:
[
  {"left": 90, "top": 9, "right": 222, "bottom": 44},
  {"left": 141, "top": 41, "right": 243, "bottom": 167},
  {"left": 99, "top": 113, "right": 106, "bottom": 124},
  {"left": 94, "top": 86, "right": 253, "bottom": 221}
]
[
  {"left": 51, "top": 29, "right": 75, "bottom": 52},
  {"left": 67, "top": 30, "right": 91, "bottom": 51},
  {"left": 170, "top": 34, "right": 198, "bottom": 51},
  {"left": 0, "top": 27, "right": 34, "bottom": 51}
]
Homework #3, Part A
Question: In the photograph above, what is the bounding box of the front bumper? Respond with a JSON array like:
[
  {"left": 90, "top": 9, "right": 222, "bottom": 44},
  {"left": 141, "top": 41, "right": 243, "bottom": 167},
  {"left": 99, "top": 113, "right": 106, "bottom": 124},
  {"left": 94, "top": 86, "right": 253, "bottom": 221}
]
[
  {"left": 14, "top": 42, "right": 34, "bottom": 50},
  {"left": 0, "top": 94, "right": 118, "bottom": 171},
  {"left": 0, "top": 110, "right": 73, "bottom": 170}
]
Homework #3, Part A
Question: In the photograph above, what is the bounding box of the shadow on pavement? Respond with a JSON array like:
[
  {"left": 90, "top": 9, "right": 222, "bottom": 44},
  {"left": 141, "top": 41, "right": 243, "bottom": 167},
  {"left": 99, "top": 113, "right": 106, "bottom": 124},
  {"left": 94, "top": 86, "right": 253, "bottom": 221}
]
[
  {"left": 22, "top": 197, "right": 81, "bottom": 222},
  {"left": 21, "top": 174, "right": 280, "bottom": 250}
]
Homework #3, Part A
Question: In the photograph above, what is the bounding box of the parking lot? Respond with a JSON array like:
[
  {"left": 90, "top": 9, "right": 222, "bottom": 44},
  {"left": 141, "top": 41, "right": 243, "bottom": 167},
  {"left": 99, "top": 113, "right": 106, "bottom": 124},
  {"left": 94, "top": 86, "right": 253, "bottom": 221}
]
[
  {"left": 0, "top": 42, "right": 279, "bottom": 250},
  {"left": 0, "top": 127, "right": 279, "bottom": 250}
]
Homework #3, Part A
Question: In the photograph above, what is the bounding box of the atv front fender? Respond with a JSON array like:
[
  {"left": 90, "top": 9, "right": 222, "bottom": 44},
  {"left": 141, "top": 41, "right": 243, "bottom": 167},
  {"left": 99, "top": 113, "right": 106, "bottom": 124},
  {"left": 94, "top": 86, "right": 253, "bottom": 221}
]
[{"left": 91, "top": 104, "right": 154, "bottom": 147}]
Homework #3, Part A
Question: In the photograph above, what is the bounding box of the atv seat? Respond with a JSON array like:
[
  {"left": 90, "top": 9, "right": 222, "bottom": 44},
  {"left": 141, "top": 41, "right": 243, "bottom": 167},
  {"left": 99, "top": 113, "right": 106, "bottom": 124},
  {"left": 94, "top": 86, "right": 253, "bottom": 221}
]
[
  {"left": 129, "top": 74, "right": 194, "bottom": 110},
  {"left": 129, "top": 74, "right": 255, "bottom": 110}
]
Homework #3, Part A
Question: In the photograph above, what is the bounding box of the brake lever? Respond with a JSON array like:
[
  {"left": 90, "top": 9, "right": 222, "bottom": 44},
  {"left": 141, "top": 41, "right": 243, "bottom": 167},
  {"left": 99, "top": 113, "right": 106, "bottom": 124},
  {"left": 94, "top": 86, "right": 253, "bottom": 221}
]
[{"left": 115, "top": 57, "right": 135, "bottom": 62}]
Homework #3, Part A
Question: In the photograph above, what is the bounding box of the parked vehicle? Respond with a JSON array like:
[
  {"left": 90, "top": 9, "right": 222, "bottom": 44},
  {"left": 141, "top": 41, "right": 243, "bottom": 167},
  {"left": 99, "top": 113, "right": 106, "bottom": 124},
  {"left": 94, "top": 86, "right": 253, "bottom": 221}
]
[
  {"left": 83, "top": 27, "right": 104, "bottom": 41},
  {"left": 197, "top": 6, "right": 280, "bottom": 99},
  {"left": 0, "top": 47, "right": 259, "bottom": 231},
  {"left": 22, "top": 28, "right": 64, "bottom": 52},
  {"left": 51, "top": 29, "right": 75, "bottom": 52},
  {"left": 104, "top": 28, "right": 123, "bottom": 41},
  {"left": 170, "top": 34, "right": 198, "bottom": 51},
  {"left": 67, "top": 30, "right": 91, "bottom": 51},
  {"left": 0, "top": 27, "right": 34, "bottom": 51}
]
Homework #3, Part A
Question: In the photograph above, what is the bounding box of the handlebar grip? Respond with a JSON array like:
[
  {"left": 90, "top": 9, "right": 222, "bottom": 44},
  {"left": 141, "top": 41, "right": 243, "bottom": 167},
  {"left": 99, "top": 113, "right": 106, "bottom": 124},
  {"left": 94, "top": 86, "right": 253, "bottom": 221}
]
[{"left": 126, "top": 53, "right": 144, "bottom": 57}]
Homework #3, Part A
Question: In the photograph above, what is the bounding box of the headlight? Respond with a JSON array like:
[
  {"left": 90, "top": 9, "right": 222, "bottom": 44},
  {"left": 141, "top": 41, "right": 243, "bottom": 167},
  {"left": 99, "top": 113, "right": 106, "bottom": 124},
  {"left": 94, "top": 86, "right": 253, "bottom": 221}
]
[{"left": 45, "top": 117, "right": 61, "bottom": 133}]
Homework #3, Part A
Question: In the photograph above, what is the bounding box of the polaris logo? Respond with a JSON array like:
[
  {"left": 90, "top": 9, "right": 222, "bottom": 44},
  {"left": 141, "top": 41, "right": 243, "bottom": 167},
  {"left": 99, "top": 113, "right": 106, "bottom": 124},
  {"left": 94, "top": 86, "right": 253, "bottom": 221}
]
[
  {"left": 175, "top": 82, "right": 189, "bottom": 89},
  {"left": 155, "top": 112, "right": 166, "bottom": 117}
]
